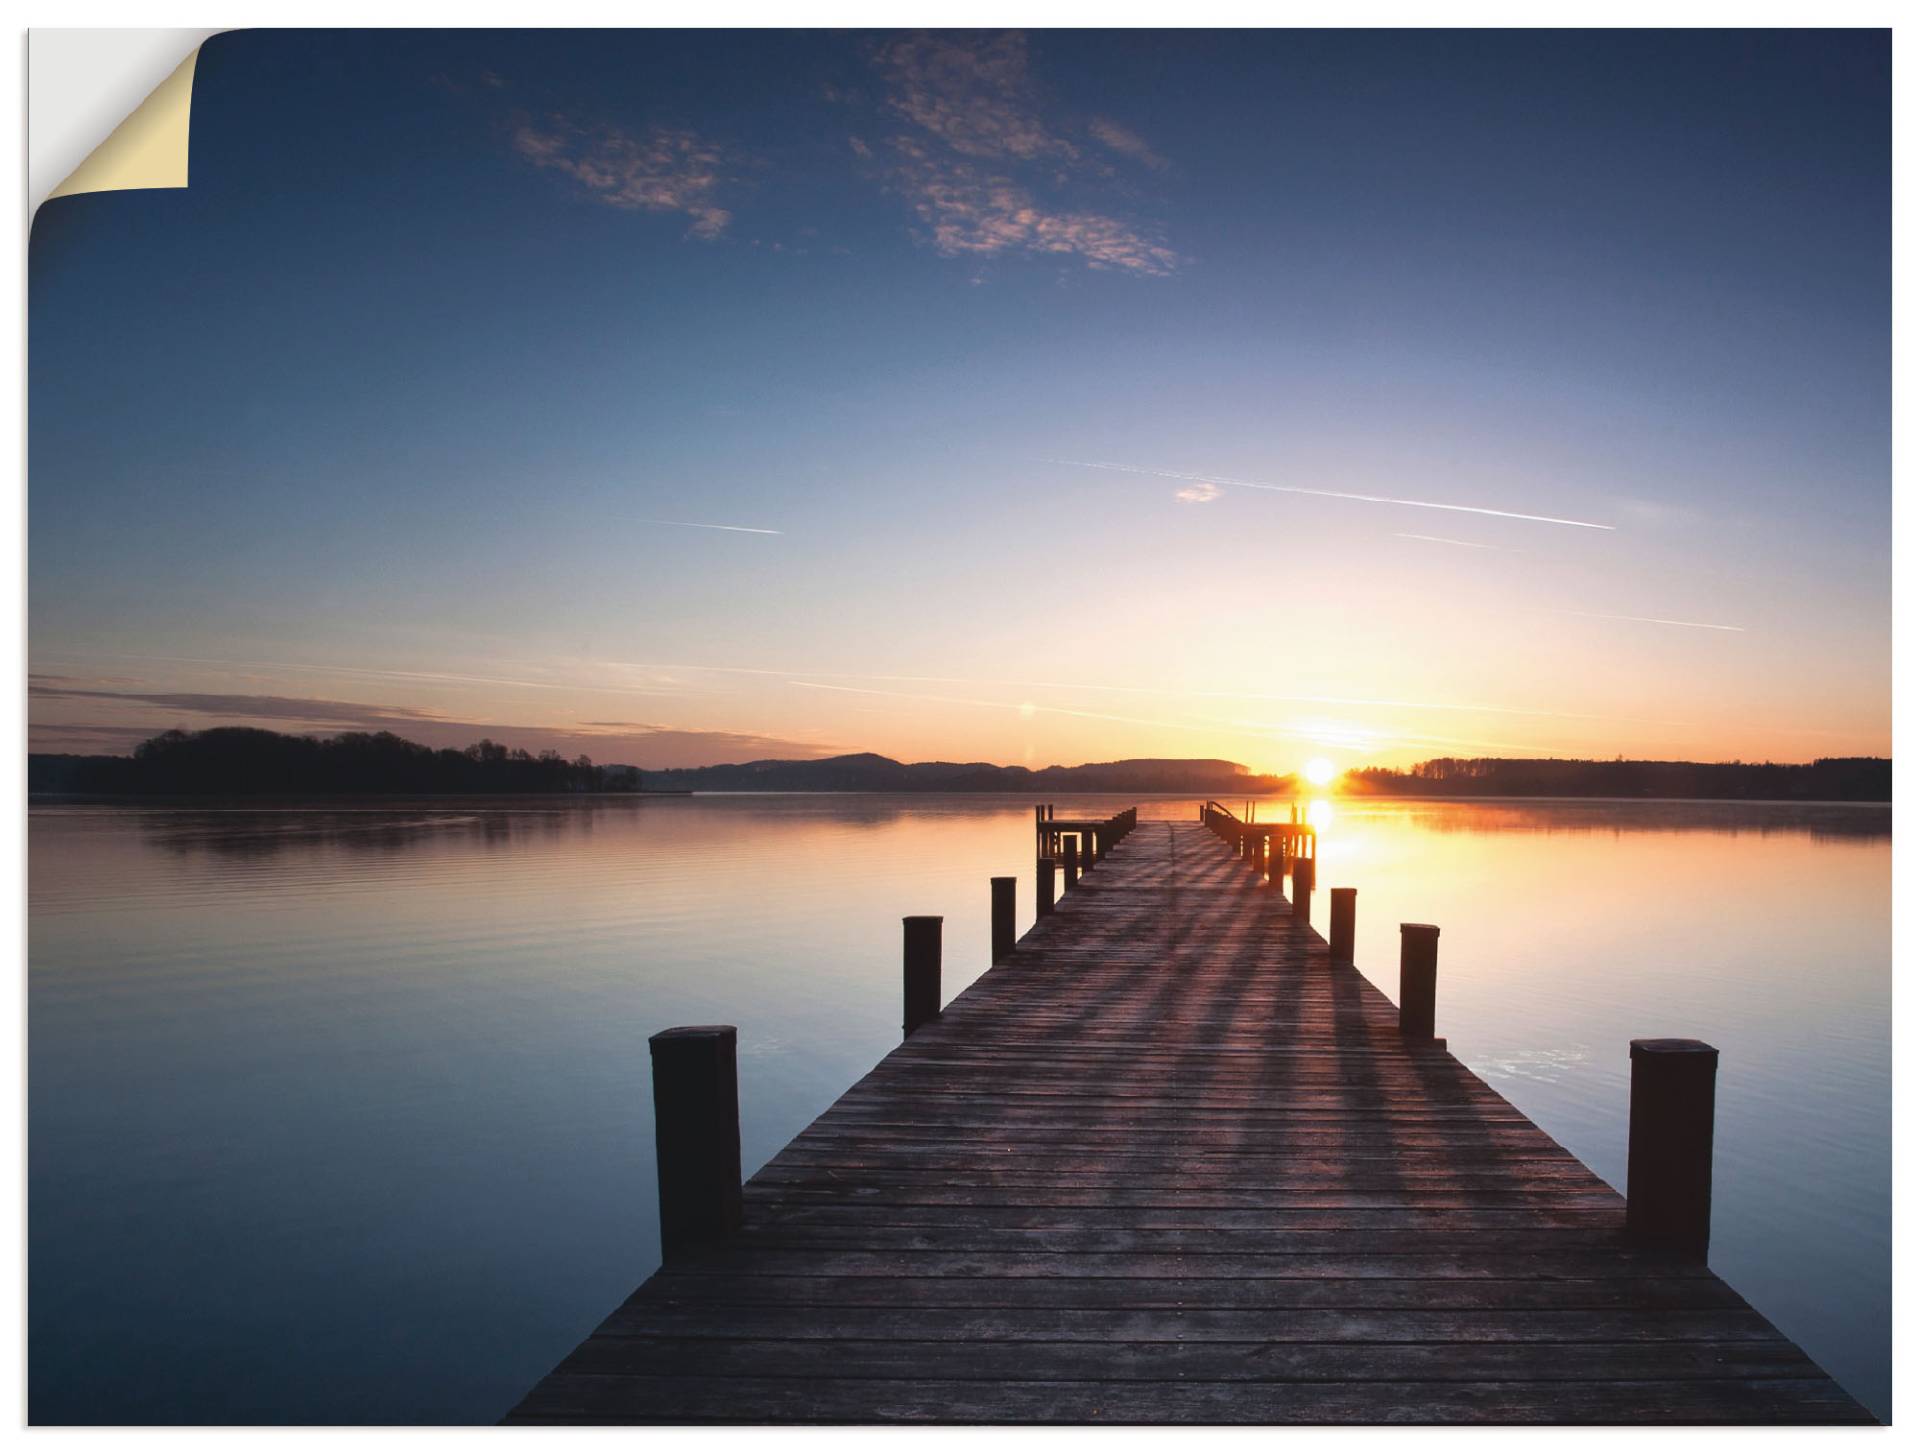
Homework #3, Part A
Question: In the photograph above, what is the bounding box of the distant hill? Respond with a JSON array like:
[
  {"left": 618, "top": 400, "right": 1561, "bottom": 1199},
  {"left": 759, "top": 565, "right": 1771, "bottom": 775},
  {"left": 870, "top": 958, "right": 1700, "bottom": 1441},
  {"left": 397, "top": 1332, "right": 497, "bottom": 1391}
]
[
  {"left": 642, "top": 753, "right": 1290, "bottom": 794},
  {"left": 1345, "top": 756, "right": 1890, "bottom": 802}
]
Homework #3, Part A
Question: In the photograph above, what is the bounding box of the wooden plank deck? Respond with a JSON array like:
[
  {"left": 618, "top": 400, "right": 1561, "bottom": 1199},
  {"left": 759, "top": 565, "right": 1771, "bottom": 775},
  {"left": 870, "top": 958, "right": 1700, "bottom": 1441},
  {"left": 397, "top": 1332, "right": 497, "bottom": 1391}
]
[{"left": 506, "top": 818, "right": 1871, "bottom": 1424}]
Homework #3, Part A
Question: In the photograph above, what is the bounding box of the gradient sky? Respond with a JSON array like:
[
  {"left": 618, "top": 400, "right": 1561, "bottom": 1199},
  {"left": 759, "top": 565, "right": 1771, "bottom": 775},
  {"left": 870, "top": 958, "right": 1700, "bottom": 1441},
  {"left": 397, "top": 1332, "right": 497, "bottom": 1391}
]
[{"left": 29, "top": 28, "right": 1890, "bottom": 772}]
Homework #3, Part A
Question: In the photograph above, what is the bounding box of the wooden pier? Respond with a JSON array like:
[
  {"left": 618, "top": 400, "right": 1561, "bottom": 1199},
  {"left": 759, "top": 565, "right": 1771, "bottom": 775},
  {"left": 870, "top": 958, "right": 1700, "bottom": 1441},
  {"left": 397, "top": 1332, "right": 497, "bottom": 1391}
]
[{"left": 507, "top": 808, "right": 1870, "bottom": 1424}]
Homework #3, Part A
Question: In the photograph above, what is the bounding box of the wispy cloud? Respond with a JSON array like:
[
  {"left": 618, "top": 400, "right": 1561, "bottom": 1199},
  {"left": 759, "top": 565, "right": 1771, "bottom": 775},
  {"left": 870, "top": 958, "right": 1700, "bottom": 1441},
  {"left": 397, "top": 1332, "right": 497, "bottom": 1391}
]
[
  {"left": 641, "top": 518, "right": 783, "bottom": 535},
  {"left": 1048, "top": 458, "right": 1616, "bottom": 531},
  {"left": 1174, "top": 482, "right": 1223, "bottom": 504},
  {"left": 874, "top": 33, "right": 1075, "bottom": 163},
  {"left": 513, "top": 118, "right": 732, "bottom": 238},
  {"left": 1087, "top": 117, "right": 1168, "bottom": 170},
  {"left": 42, "top": 654, "right": 692, "bottom": 700},
  {"left": 881, "top": 141, "right": 1180, "bottom": 275},
  {"left": 859, "top": 34, "right": 1179, "bottom": 276},
  {"left": 1555, "top": 609, "right": 1746, "bottom": 633},
  {"left": 28, "top": 684, "right": 448, "bottom": 729}
]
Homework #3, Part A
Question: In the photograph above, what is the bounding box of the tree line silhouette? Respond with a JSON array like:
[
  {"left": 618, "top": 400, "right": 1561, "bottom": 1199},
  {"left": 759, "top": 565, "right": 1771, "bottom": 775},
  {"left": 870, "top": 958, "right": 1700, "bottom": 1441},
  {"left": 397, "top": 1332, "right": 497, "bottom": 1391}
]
[
  {"left": 29, "top": 727, "right": 642, "bottom": 796},
  {"left": 26, "top": 731, "right": 1890, "bottom": 802},
  {"left": 1344, "top": 755, "right": 1889, "bottom": 801}
]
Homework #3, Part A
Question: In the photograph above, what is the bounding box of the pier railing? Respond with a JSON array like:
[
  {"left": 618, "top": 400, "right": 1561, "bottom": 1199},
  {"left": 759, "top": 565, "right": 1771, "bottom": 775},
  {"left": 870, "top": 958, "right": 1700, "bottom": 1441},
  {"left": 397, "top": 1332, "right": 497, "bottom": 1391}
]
[
  {"left": 649, "top": 804, "right": 1719, "bottom": 1273},
  {"left": 1203, "top": 797, "right": 1317, "bottom": 894},
  {"left": 1032, "top": 803, "right": 1136, "bottom": 879}
]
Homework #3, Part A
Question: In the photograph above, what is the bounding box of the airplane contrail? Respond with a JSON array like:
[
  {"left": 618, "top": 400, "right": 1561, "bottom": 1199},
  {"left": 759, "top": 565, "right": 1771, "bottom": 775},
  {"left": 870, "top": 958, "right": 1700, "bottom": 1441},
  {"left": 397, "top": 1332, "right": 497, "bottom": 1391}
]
[
  {"left": 1556, "top": 609, "right": 1746, "bottom": 632},
  {"left": 641, "top": 519, "right": 783, "bottom": 535},
  {"left": 1394, "top": 533, "right": 1517, "bottom": 551},
  {"left": 1046, "top": 458, "right": 1615, "bottom": 531}
]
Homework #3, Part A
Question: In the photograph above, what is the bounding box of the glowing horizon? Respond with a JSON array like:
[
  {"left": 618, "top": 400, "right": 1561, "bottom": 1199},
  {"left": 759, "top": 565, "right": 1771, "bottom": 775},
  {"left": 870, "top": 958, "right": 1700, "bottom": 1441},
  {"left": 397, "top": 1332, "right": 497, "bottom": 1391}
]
[{"left": 26, "top": 641, "right": 1889, "bottom": 774}]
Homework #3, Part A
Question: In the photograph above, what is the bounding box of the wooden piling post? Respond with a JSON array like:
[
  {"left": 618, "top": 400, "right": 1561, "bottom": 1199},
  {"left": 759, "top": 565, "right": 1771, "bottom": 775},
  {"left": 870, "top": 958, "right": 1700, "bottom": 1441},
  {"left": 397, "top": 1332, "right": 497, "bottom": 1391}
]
[
  {"left": 1627, "top": 1039, "right": 1719, "bottom": 1257},
  {"left": 1291, "top": 853, "right": 1315, "bottom": 922},
  {"left": 1064, "top": 834, "right": 1081, "bottom": 888},
  {"left": 902, "top": 915, "right": 943, "bottom": 1039},
  {"left": 1329, "top": 887, "right": 1357, "bottom": 962},
  {"left": 648, "top": 1025, "right": 743, "bottom": 1259},
  {"left": 1036, "top": 856, "right": 1055, "bottom": 917},
  {"left": 990, "top": 876, "right": 1016, "bottom": 962},
  {"left": 1398, "top": 923, "right": 1439, "bottom": 1041}
]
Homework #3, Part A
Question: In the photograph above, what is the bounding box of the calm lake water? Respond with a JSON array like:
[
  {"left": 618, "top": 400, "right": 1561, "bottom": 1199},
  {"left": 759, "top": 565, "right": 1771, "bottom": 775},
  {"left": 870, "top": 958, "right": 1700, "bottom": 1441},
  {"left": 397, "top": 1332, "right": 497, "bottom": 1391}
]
[{"left": 28, "top": 794, "right": 1890, "bottom": 1423}]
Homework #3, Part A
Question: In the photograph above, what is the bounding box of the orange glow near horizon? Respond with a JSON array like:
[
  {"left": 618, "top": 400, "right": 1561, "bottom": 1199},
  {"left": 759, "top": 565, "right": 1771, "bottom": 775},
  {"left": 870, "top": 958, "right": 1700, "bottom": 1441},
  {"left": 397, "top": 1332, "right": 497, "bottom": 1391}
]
[{"left": 24, "top": 642, "right": 1893, "bottom": 773}]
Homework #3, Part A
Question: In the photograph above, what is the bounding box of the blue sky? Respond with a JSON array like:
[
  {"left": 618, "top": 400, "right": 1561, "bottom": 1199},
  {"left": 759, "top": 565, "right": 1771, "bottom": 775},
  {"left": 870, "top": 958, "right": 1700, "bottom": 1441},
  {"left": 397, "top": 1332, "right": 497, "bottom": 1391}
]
[{"left": 29, "top": 28, "right": 1890, "bottom": 770}]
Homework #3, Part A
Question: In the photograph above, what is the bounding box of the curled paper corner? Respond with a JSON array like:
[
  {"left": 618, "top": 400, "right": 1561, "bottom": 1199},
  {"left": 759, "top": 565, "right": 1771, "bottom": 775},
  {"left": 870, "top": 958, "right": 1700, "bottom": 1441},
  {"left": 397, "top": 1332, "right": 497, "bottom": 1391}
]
[{"left": 39, "top": 35, "right": 215, "bottom": 205}]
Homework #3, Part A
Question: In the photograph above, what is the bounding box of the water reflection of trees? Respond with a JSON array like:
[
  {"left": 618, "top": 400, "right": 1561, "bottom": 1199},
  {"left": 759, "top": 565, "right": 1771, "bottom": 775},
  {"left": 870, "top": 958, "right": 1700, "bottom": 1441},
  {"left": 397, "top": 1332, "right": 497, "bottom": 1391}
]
[
  {"left": 136, "top": 799, "right": 616, "bottom": 861},
  {"left": 129, "top": 793, "right": 1175, "bottom": 861},
  {"left": 1343, "top": 799, "right": 1890, "bottom": 842},
  {"left": 129, "top": 793, "right": 1887, "bottom": 865}
]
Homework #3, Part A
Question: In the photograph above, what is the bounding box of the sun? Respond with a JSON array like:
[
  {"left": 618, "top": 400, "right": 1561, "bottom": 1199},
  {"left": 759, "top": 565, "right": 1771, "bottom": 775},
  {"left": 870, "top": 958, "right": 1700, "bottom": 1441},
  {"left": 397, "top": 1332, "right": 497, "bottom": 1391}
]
[{"left": 1302, "top": 756, "right": 1338, "bottom": 787}]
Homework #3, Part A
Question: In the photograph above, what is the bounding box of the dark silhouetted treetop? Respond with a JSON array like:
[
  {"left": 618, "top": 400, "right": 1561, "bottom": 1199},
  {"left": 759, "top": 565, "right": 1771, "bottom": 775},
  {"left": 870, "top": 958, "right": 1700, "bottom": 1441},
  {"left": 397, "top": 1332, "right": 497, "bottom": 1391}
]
[
  {"left": 1343, "top": 756, "right": 1889, "bottom": 802},
  {"left": 29, "top": 727, "right": 638, "bottom": 796}
]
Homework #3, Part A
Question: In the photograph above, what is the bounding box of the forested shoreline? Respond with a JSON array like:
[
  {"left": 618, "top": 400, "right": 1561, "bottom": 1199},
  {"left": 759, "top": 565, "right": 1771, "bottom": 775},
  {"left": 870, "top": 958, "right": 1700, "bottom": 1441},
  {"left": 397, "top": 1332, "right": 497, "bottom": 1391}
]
[
  {"left": 26, "top": 727, "right": 1891, "bottom": 802},
  {"left": 29, "top": 727, "right": 641, "bottom": 796},
  {"left": 1344, "top": 756, "right": 1889, "bottom": 802}
]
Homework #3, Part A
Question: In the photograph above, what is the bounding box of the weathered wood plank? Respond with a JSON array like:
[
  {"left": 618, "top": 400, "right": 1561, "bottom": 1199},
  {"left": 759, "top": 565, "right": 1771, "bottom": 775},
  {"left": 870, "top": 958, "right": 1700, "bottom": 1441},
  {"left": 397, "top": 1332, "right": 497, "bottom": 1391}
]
[
  {"left": 557, "top": 1335, "right": 1824, "bottom": 1384},
  {"left": 652, "top": 1247, "right": 1721, "bottom": 1280},
  {"left": 719, "top": 1225, "right": 1643, "bottom": 1254},
  {"left": 743, "top": 1202, "right": 1628, "bottom": 1227},
  {"left": 593, "top": 1303, "right": 1788, "bottom": 1344},
  {"left": 638, "top": 1272, "right": 1753, "bottom": 1312},
  {"left": 510, "top": 1373, "right": 1869, "bottom": 1424}
]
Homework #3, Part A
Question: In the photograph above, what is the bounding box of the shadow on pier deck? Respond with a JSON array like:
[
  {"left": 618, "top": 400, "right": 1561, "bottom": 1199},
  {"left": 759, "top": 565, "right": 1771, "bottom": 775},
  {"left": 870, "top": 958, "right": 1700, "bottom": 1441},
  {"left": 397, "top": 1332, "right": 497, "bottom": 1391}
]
[{"left": 506, "top": 813, "right": 1871, "bottom": 1424}]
